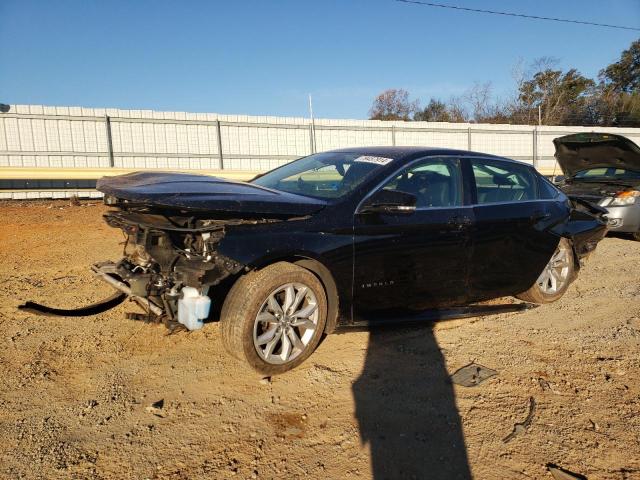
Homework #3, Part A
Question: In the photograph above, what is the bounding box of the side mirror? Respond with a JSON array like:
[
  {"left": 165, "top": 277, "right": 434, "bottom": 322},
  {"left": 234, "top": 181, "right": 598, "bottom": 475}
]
[{"left": 359, "top": 189, "right": 417, "bottom": 214}]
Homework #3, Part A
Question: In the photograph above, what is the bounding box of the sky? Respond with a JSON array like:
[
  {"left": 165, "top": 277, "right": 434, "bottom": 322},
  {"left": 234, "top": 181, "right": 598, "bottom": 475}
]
[{"left": 0, "top": 0, "right": 638, "bottom": 119}]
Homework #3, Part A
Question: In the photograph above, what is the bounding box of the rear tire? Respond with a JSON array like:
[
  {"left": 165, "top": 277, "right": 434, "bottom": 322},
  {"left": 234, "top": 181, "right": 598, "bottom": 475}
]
[
  {"left": 516, "top": 238, "right": 575, "bottom": 304},
  {"left": 632, "top": 231, "right": 640, "bottom": 241},
  {"left": 220, "top": 262, "right": 327, "bottom": 375}
]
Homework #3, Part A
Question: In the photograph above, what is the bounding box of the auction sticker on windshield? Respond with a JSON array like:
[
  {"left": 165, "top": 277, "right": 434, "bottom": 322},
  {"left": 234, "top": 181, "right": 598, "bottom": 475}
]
[{"left": 353, "top": 155, "right": 393, "bottom": 166}]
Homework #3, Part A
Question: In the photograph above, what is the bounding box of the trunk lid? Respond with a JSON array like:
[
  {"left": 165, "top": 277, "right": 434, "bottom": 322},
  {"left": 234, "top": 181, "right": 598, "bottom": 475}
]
[
  {"left": 553, "top": 133, "right": 640, "bottom": 178},
  {"left": 96, "top": 171, "right": 327, "bottom": 217}
]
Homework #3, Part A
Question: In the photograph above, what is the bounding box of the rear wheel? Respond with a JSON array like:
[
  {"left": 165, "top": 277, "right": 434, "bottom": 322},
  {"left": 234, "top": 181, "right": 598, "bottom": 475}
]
[
  {"left": 632, "top": 231, "right": 640, "bottom": 241},
  {"left": 220, "top": 262, "right": 327, "bottom": 375},
  {"left": 516, "top": 238, "right": 575, "bottom": 304}
]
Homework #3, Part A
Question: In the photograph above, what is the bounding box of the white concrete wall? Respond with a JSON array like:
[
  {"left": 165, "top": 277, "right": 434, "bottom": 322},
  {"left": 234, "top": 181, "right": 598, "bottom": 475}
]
[{"left": 1, "top": 104, "right": 640, "bottom": 173}]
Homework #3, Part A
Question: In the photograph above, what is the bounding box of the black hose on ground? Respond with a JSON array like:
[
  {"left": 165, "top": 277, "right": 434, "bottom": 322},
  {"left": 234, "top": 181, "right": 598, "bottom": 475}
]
[{"left": 17, "top": 292, "right": 126, "bottom": 317}]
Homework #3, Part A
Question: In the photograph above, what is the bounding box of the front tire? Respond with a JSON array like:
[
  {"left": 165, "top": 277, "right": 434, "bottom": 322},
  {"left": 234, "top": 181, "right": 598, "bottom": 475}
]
[
  {"left": 220, "top": 262, "right": 327, "bottom": 375},
  {"left": 516, "top": 238, "right": 575, "bottom": 304}
]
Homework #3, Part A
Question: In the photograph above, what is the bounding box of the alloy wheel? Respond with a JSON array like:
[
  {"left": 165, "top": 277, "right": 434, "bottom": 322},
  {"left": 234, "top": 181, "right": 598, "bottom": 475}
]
[
  {"left": 536, "top": 243, "right": 571, "bottom": 295},
  {"left": 252, "top": 283, "right": 319, "bottom": 364}
]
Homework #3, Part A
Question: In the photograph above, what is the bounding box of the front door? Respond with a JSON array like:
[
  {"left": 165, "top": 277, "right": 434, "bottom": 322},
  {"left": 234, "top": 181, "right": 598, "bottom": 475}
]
[{"left": 352, "top": 156, "right": 472, "bottom": 319}]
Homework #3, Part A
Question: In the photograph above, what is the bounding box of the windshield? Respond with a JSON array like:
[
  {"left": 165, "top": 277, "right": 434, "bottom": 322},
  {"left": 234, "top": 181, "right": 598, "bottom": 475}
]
[
  {"left": 573, "top": 167, "right": 640, "bottom": 181},
  {"left": 251, "top": 152, "right": 394, "bottom": 199}
]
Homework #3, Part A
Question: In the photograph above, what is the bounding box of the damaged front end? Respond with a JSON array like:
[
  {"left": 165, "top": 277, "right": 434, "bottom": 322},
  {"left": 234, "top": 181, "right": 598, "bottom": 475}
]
[
  {"left": 18, "top": 171, "right": 326, "bottom": 328},
  {"left": 93, "top": 207, "right": 263, "bottom": 330},
  {"left": 84, "top": 171, "right": 326, "bottom": 330}
]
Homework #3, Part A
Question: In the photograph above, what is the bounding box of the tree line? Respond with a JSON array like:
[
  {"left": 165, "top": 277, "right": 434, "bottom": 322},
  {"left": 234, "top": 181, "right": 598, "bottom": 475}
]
[{"left": 369, "top": 39, "right": 639, "bottom": 127}]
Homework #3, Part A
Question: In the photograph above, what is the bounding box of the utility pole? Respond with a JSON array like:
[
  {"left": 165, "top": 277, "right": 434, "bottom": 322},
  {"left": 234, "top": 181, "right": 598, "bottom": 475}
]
[
  {"left": 538, "top": 105, "right": 542, "bottom": 126},
  {"left": 308, "top": 94, "right": 316, "bottom": 153},
  {"left": 104, "top": 115, "right": 114, "bottom": 167}
]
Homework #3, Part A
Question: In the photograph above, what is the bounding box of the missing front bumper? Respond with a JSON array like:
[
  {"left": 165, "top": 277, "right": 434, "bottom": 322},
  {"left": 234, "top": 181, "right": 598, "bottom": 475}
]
[{"left": 91, "top": 262, "right": 165, "bottom": 316}]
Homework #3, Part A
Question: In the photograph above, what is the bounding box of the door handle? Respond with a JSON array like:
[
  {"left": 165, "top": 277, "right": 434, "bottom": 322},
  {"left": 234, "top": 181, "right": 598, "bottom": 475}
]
[
  {"left": 448, "top": 216, "right": 472, "bottom": 229},
  {"left": 531, "top": 211, "right": 551, "bottom": 222}
]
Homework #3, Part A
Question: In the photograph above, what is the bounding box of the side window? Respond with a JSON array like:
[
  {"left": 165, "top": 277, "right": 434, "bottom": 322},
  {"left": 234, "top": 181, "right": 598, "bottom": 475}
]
[
  {"left": 381, "top": 157, "right": 462, "bottom": 208},
  {"left": 538, "top": 176, "right": 559, "bottom": 199},
  {"left": 471, "top": 159, "right": 537, "bottom": 204}
]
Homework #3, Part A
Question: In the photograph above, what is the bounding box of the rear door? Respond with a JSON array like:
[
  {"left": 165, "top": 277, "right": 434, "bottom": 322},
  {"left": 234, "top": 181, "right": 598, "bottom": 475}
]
[
  {"left": 352, "top": 156, "right": 473, "bottom": 318},
  {"left": 466, "top": 158, "right": 560, "bottom": 301}
]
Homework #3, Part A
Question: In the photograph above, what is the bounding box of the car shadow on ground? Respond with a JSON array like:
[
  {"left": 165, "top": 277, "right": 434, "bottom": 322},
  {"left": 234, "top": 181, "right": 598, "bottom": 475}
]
[{"left": 352, "top": 325, "right": 471, "bottom": 480}]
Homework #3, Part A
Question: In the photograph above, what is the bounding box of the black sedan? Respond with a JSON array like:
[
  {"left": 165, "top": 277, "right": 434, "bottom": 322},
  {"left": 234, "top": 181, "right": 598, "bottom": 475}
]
[{"left": 93, "top": 147, "right": 606, "bottom": 374}]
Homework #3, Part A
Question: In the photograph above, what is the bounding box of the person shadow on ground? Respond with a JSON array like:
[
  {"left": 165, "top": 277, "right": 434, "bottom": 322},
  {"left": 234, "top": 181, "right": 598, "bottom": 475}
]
[{"left": 352, "top": 325, "right": 472, "bottom": 480}]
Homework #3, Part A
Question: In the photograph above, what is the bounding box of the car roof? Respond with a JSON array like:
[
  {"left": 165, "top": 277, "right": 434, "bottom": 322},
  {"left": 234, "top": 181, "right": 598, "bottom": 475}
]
[{"left": 325, "top": 146, "right": 532, "bottom": 167}]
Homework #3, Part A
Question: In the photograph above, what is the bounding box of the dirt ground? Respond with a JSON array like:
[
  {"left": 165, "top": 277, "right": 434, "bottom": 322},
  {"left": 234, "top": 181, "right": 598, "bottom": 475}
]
[{"left": 0, "top": 201, "right": 639, "bottom": 480}]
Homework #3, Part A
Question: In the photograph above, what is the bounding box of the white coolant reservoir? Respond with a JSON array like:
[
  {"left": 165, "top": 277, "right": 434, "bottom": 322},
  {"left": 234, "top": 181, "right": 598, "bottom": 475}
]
[{"left": 177, "top": 287, "right": 211, "bottom": 330}]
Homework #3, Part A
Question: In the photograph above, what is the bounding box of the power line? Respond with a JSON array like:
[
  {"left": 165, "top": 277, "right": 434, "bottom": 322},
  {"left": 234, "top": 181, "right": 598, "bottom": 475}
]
[{"left": 394, "top": 0, "right": 640, "bottom": 32}]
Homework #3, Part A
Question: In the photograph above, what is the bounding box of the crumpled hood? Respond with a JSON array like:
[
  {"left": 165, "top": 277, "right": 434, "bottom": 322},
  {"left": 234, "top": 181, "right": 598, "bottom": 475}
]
[
  {"left": 554, "top": 133, "right": 640, "bottom": 178},
  {"left": 96, "top": 171, "right": 327, "bottom": 216}
]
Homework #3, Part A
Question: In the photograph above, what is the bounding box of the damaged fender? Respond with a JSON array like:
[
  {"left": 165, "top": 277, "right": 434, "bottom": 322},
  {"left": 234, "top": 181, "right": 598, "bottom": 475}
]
[{"left": 552, "top": 197, "right": 608, "bottom": 266}]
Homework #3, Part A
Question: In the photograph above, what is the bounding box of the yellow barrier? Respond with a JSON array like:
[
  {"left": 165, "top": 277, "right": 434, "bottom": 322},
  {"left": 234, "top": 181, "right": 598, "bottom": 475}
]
[{"left": 0, "top": 168, "right": 259, "bottom": 181}]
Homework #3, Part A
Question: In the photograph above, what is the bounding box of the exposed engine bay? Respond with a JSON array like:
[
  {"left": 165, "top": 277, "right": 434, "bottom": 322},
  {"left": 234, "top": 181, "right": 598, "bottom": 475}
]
[{"left": 90, "top": 205, "right": 282, "bottom": 330}]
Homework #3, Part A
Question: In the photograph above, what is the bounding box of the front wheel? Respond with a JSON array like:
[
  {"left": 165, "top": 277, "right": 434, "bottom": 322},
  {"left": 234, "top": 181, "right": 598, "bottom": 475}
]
[
  {"left": 516, "top": 238, "right": 575, "bottom": 304},
  {"left": 220, "top": 262, "right": 327, "bottom": 375}
]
